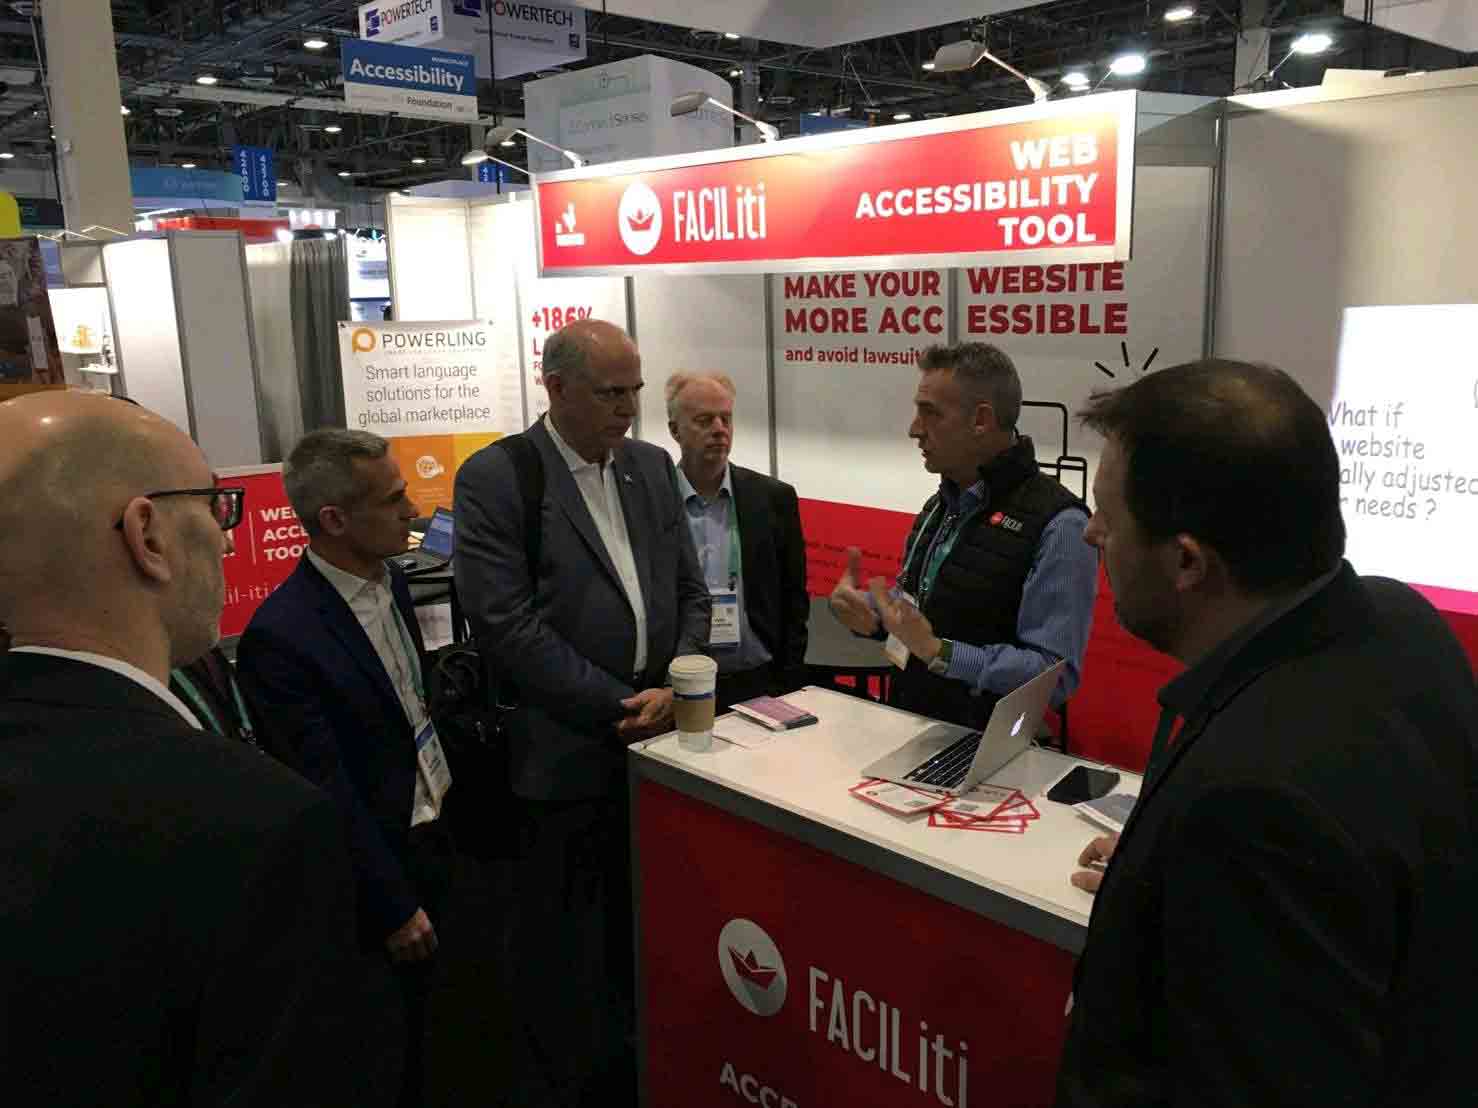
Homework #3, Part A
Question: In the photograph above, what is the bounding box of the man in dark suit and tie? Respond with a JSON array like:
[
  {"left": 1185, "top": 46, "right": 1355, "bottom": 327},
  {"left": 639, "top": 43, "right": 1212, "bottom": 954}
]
[
  {"left": 0, "top": 391, "right": 397, "bottom": 1106},
  {"left": 665, "top": 371, "right": 809, "bottom": 711},
  {"left": 1057, "top": 360, "right": 1476, "bottom": 1106},
  {"left": 237, "top": 429, "right": 455, "bottom": 1108},
  {"left": 455, "top": 319, "right": 710, "bottom": 1106}
]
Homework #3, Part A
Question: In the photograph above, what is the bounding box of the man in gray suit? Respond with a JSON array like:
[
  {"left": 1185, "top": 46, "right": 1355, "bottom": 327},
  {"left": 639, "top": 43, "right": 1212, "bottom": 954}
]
[{"left": 454, "top": 319, "right": 709, "bottom": 1106}]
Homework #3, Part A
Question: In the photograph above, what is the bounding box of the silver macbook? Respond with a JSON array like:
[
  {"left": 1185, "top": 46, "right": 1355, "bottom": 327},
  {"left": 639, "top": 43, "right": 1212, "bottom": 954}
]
[{"left": 860, "top": 660, "right": 1067, "bottom": 795}]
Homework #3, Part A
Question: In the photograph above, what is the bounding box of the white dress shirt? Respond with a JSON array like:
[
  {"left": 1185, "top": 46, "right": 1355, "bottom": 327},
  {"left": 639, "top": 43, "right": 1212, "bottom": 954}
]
[
  {"left": 10, "top": 646, "right": 202, "bottom": 729},
  {"left": 307, "top": 549, "right": 439, "bottom": 827},
  {"left": 545, "top": 416, "right": 649, "bottom": 675}
]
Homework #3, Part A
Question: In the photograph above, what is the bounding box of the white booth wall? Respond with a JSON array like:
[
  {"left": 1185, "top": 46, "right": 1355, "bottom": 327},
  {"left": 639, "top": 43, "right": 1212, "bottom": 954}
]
[{"left": 1214, "top": 69, "right": 1478, "bottom": 404}]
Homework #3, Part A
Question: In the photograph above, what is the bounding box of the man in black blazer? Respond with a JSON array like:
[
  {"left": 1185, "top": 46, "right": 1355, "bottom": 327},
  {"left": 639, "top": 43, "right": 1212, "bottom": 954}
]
[
  {"left": 237, "top": 429, "right": 454, "bottom": 1108},
  {"left": 665, "top": 371, "right": 809, "bottom": 710},
  {"left": 0, "top": 391, "right": 397, "bottom": 1106},
  {"left": 1057, "top": 360, "right": 1476, "bottom": 1107},
  {"left": 455, "top": 320, "right": 710, "bottom": 1105}
]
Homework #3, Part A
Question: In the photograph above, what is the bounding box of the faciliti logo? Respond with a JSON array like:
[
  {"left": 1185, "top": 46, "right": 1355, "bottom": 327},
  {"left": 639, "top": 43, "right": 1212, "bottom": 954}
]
[
  {"left": 553, "top": 202, "right": 585, "bottom": 247},
  {"left": 718, "top": 918, "right": 787, "bottom": 1017},
  {"left": 990, "top": 511, "right": 1024, "bottom": 533},
  {"left": 618, "top": 180, "right": 663, "bottom": 256}
]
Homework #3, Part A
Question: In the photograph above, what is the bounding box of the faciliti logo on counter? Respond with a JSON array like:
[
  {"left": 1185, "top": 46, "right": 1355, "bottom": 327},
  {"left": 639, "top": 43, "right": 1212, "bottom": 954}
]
[
  {"left": 618, "top": 181, "right": 663, "bottom": 256},
  {"left": 718, "top": 918, "right": 788, "bottom": 1017}
]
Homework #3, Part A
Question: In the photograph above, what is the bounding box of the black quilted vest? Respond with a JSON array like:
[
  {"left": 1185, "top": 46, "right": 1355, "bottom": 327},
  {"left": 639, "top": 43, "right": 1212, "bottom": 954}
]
[{"left": 887, "top": 436, "right": 1086, "bottom": 728}]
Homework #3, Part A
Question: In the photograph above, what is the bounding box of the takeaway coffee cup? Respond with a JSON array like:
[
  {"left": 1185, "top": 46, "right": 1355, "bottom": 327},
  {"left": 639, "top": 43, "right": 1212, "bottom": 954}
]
[{"left": 669, "top": 654, "right": 718, "bottom": 751}]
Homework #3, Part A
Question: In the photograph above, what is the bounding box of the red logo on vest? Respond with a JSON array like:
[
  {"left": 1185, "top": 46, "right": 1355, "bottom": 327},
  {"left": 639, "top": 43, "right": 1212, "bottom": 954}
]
[{"left": 991, "top": 512, "right": 1025, "bottom": 533}]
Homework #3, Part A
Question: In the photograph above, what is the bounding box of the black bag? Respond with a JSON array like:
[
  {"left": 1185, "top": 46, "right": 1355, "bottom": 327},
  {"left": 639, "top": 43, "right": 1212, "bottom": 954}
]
[{"left": 428, "top": 642, "right": 511, "bottom": 859}]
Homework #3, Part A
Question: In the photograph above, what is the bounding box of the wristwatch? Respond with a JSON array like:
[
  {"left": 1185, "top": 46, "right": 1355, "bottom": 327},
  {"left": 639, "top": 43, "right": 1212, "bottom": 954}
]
[{"left": 927, "top": 639, "right": 954, "bottom": 676}]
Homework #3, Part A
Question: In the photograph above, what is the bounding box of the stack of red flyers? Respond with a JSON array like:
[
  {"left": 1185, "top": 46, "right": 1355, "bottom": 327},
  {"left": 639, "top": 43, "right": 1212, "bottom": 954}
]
[
  {"left": 928, "top": 784, "right": 1040, "bottom": 833},
  {"left": 848, "top": 778, "right": 952, "bottom": 817}
]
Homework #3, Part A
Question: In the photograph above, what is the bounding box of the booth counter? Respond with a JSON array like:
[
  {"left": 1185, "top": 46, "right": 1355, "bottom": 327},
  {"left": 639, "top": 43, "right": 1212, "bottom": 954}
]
[{"left": 629, "top": 687, "right": 1140, "bottom": 1108}]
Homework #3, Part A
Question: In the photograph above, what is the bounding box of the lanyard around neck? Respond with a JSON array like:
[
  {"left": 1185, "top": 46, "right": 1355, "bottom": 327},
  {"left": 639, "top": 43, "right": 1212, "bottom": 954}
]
[
  {"left": 172, "top": 667, "right": 253, "bottom": 740},
  {"left": 385, "top": 598, "right": 425, "bottom": 705}
]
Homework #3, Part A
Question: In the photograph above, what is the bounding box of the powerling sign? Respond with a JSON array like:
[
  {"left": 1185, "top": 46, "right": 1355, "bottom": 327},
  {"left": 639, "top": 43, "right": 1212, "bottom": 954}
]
[{"left": 341, "top": 39, "right": 477, "bottom": 122}]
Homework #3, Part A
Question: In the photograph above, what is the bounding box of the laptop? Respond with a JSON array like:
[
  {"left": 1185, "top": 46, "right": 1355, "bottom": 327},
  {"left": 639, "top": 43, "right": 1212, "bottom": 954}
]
[
  {"left": 394, "top": 507, "right": 455, "bottom": 576},
  {"left": 860, "top": 660, "right": 1067, "bottom": 796}
]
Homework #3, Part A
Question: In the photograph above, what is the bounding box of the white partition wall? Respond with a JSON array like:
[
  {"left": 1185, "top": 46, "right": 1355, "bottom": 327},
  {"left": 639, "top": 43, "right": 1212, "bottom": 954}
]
[
  {"left": 633, "top": 274, "right": 770, "bottom": 472},
  {"left": 169, "top": 233, "right": 266, "bottom": 466},
  {"left": 104, "top": 239, "right": 191, "bottom": 433},
  {"left": 102, "top": 233, "right": 266, "bottom": 466},
  {"left": 387, "top": 194, "right": 475, "bottom": 321},
  {"left": 1216, "top": 69, "right": 1478, "bottom": 406}
]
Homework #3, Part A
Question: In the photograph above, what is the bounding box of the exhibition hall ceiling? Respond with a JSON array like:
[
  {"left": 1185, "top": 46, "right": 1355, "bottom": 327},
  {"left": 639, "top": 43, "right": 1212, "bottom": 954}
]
[
  {"left": 572, "top": 0, "right": 1056, "bottom": 49},
  {"left": 0, "top": 0, "right": 1469, "bottom": 191}
]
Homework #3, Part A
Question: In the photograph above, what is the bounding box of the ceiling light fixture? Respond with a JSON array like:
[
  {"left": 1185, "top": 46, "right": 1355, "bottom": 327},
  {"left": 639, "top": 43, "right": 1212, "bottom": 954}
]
[
  {"left": 180, "top": 162, "right": 197, "bottom": 169},
  {"left": 483, "top": 124, "right": 585, "bottom": 166},
  {"left": 1109, "top": 52, "right": 1148, "bottom": 76},
  {"left": 921, "top": 61, "right": 936, "bottom": 71},
  {"left": 893, "top": 111, "right": 912, "bottom": 121},
  {"left": 670, "top": 92, "right": 779, "bottom": 142},
  {"left": 1062, "top": 70, "right": 1090, "bottom": 89},
  {"left": 120, "top": 105, "right": 131, "bottom": 115},
  {"left": 324, "top": 124, "right": 343, "bottom": 134},
  {"left": 728, "top": 68, "right": 741, "bottom": 78},
  {"left": 195, "top": 74, "right": 218, "bottom": 85},
  {"left": 723, "top": 32, "right": 741, "bottom": 40},
  {"left": 337, "top": 170, "right": 352, "bottom": 177},
  {"left": 411, "top": 156, "right": 427, "bottom": 165},
  {"left": 929, "top": 41, "right": 1051, "bottom": 102},
  {"left": 1291, "top": 31, "right": 1334, "bottom": 55},
  {"left": 0, "top": 152, "right": 14, "bottom": 159},
  {"left": 303, "top": 37, "right": 329, "bottom": 50},
  {"left": 1164, "top": 5, "right": 1195, "bottom": 22}
]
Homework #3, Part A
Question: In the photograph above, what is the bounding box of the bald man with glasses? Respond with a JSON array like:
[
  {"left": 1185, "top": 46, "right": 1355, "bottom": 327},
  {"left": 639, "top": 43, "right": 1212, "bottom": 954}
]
[{"left": 0, "top": 391, "right": 399, "bottom": 1107}]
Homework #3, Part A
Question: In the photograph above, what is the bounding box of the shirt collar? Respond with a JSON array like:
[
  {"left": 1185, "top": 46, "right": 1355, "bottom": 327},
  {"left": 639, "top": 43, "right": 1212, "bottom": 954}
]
[
  {"left": 676, "top": 463, "right": 732, "bottom": 505},
  {"left": 1158, "top": 563, "right": 1343, "bottom": 717},
  {"left": 307, "top": 547, "right": 387, "bottom": 609},
  {"left": 545, "top": 413, "right": 611, "bottom": 473},
  {"left": 938, "top": 476, "right": 986, "bottom": 513},
  {"left": 10, "top": 646, "right": 202, "bottom": 730}
]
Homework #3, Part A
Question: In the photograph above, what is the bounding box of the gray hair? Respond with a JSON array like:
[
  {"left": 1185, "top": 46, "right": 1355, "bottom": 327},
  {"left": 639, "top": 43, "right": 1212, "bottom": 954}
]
[
  {"left": 284, "top": 428, "right": 389, "bottom": 537},
  {"left": 918, "top": 342, "right": 1022, "bottom": 431},
  {"left": 541, "top": 328, "right": 589, "bottom": 382},
  {"left": 664, "top": 371, "right": 736, "bottom": 421}
]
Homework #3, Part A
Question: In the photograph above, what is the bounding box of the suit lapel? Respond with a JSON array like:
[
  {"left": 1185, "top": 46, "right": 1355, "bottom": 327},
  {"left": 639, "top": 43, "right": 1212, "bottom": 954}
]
[
  {"left": 303, "top": 560, "right": 410, "bottom": 726},
  {"left": 613, "top": 445, "right": 655, "bottom": 609},
  {"left": 729, "top": 465, "right": 769, "bottom": 583},
  {"left": 533, "top": 422, "right": 624, "bottom": 591}
]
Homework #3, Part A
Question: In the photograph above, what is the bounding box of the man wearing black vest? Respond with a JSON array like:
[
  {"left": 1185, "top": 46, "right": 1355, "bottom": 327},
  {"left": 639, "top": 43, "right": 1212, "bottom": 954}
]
[{"left": 830, "top": 342, "right": 1097, "bottom": 727}]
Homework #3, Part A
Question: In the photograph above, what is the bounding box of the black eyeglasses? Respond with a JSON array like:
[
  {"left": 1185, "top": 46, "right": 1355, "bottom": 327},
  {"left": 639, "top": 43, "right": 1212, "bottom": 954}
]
[{"left": 113, "top": 487, "right": 246, "bottom": 532}]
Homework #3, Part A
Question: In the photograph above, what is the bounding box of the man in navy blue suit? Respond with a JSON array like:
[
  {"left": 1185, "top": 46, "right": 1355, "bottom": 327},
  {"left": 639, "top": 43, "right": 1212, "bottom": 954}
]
[{"left": 237, "top": 429, "right": 455, "bottom": 1108}]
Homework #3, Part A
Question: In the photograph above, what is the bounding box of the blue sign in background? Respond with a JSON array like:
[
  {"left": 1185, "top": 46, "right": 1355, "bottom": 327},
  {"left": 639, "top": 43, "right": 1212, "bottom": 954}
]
[
  {"left": 129, "top": 166, "right": 244, "bottom": 203},
  {"left": 340, "top": 38, "right": 475, "bottom": 96},
  {"left": 476, "top": 161, "right": 510, "bottom": 185},
  {"left": 232, "top": 145, "right": 277, "bottom": 202}
]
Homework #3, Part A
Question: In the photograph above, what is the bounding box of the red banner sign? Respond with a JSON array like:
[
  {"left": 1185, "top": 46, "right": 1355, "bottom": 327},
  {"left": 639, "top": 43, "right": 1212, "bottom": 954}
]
[
  {"left": 218, "top": 466, "right": 302, "bottom": 638},
  {"left": 535, "top": 92, "right": 1135, "bottom": 277}
]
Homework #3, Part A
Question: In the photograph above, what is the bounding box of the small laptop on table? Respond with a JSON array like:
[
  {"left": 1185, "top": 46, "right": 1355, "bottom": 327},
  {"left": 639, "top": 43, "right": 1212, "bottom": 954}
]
[
  {"left": 394, "top": 507, "right": 455, "bottom": 577},
  {"left": 860, "top": 660, "right": 1067, "bottom": 796}
]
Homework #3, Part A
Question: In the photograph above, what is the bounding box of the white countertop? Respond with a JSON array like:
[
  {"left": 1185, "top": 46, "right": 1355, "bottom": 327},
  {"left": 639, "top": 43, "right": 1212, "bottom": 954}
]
[{"left": 632, "top": 686, "right": 1141, "bottom": 932}]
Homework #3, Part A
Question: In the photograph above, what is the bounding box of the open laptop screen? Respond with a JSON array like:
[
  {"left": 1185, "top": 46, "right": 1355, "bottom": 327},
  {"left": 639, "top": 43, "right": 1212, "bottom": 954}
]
[{"left": 420, "top": 508, "right": 455, "bottom": 558}]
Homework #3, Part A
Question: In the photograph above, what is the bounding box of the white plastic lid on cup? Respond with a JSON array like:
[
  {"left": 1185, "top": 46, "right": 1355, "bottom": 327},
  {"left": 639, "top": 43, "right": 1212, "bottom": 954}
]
[{"left": 669, "top": 654, "right": 718, "bottom": 694}]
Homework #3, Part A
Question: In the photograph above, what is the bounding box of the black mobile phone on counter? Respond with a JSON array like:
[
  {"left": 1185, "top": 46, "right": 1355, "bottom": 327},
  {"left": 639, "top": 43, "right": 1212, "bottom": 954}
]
[{"left": 1046, "top": 765, "right": 1121, "bottom": 805}]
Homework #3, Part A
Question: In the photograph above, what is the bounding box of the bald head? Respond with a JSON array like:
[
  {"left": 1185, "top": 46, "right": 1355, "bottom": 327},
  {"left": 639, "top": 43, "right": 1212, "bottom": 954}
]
[
  {"left": 542, "top": 319, "right": 643, "bottom": 463},
  {"left": 542, "top": 319, "right": 639, "bottom": 384},
  {"left": 0, "top": 391, "right": 224, "bottom": 673}
]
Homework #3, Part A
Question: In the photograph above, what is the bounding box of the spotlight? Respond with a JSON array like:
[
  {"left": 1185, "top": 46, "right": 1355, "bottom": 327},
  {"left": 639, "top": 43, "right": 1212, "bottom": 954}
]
[
  {"left": 304, "top": 37, "right": 329, "bottom": 50},
  {"left": 1109, "top": 52, "right": 1147, "bottom": 76}
]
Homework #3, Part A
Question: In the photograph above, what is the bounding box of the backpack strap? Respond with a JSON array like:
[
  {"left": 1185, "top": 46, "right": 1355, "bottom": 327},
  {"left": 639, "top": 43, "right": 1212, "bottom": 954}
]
[{"left": 492, "top": 432, "right": 545, "bottom": 584}]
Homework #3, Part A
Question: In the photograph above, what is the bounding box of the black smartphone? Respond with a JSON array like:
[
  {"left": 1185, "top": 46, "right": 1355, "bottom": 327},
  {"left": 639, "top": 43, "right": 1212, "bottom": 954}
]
[{"left": 1046, "top": 766, "right": 1122, "bottom": 805}]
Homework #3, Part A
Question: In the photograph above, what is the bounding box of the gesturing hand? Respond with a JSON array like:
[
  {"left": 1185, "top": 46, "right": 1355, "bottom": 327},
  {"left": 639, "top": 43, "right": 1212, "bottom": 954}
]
[
  {"left": 386, "top": 908, "right": 438, "bottom": 963},
  {"left": 829, "top": 547, "right": 879, "bottom": 635},
  {"left": 1070, "top": 834, "right": 1119, "bottom": 894},
  {"left": 868, "top": 578, "right": 941, "bottom": 664}
]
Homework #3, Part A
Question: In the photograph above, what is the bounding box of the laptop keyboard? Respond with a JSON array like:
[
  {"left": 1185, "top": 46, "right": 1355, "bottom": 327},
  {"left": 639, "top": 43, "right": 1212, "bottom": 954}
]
[{"left": 903, "top": 731, "right": 984, "bottom": 789}]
